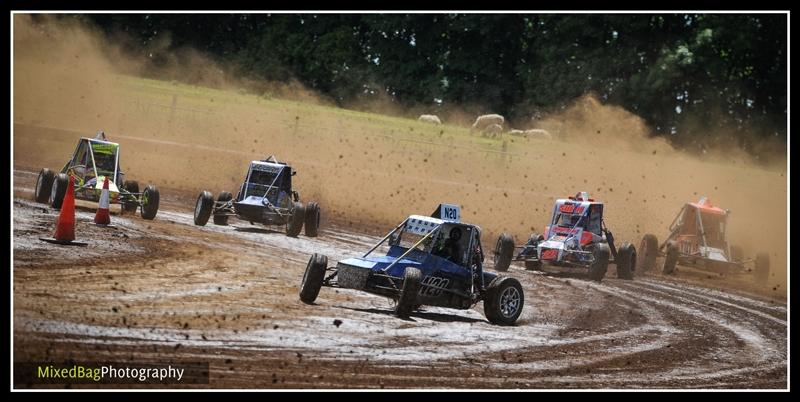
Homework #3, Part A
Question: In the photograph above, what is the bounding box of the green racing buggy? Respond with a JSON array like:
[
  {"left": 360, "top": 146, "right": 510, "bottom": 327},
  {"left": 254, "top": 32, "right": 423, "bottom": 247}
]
[{"left": 34, "top": 132, "right": 160, "bottom": 220}]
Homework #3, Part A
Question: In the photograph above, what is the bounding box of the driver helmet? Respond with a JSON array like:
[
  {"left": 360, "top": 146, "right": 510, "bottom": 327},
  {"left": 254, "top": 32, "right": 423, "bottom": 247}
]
[
  {"left": 449, "top": 226, "right": 462, "bottom": 241},
  {"left": 564, "top": 214, "right": 580, "bottom": 226}
]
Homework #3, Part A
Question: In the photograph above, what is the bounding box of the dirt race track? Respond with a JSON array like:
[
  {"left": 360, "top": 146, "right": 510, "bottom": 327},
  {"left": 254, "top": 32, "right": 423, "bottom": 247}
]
[
  {"left": 11, "top": 16, "right": 788, "bottom": 389},
  {"left": 12, "top": 169, "right": 787, "bottom": 389}
]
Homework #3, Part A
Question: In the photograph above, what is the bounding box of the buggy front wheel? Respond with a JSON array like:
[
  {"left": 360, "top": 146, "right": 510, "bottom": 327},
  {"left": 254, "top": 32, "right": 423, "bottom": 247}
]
[
  {"left": 662, "top": 241, "right": 679, "bottom": 275},
  {"left": 304, "top": 202, "right": 321, "bottom": 237},
  {"left": 286, "top": 202, "right": 305, "bottom": 237},
  {"left": 396, "top": 268, "right": 422, "bottom": 319},
  {"left": 299, "top": 253, "right": 328, "bottom": 304},
  {"left": 35, "top": 168, "right": 55, "bottom": 203},
  {"left": 141, "top": 185, "right": 160, "bottom": 220},
  {"left": 616, "top": 242, "right": 636, "bottom": 280},
  {"left": 484, "top": 276, "right": 524, "bottom": 326},
  {"left": 588, "top": 243, "right": 610, "bottom": 282},
  {"left": 194, "top": 190, "right": 214, "bottom": 226},
  {"left": 49, "top": 173, "right": 69, "bottom": 209},
  {"left": 493, "top": 233, "right": 515, "bottom": 272}
]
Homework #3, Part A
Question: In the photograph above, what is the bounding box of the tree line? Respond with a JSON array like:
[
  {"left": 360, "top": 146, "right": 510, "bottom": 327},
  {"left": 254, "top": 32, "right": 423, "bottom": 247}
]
[{"left": 72, "top": 13, "right": 786, "bottom": 158}]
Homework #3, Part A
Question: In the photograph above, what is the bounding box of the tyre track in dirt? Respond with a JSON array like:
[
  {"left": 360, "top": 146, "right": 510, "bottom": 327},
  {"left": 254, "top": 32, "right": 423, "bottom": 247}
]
[
  {"left": 576, "top": 278, "right": 786, "bottom": 387},
  {"left": 12, "top": 171, "right": 787, "bottom": 388}
]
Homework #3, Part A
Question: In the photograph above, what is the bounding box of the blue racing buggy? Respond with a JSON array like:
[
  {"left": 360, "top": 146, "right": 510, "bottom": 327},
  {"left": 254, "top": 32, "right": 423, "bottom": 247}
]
[
  {"left": 493, "top": 192, "right": 637, "bottom": 282},
  {"left": 193, "top": 156, "right": 320, "bottom": 237},
  {"left": 299, "top": 204, "right": 525, "bottom": 325}
]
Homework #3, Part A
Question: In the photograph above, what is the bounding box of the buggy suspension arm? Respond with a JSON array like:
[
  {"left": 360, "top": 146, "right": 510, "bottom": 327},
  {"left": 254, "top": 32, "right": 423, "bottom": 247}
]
[
  {"left": 322, "top": 268, "right": 338, "bottom": 285},
  {"left": 602, "top": 220, "right": 618, "bottom": 260}
]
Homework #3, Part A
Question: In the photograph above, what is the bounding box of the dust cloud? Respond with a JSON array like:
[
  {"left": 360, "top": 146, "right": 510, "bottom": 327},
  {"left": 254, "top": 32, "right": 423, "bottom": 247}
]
[
  {"left": 12, "top": 14, "right": 787, "bottom": 292},
  {"left": 525, "top": 94, "right": 787, "bottom": 292}
]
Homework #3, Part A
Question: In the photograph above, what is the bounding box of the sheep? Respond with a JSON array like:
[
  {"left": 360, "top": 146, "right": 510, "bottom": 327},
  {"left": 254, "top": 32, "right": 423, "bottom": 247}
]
[
  {"left": 508, "top": 129, "right": 525, "bottom": 136},
  {"left": 524, "top": 129, "right": 553, "bottom": 140},
  {"left": 418, "top": 114, "right": 442, "bottom": 125},
  {"left": 483, "top": 123, "right": 503, "bottom": 137},
  {"left": 471, "top": 114, "right": 504, "bottom": 131}
]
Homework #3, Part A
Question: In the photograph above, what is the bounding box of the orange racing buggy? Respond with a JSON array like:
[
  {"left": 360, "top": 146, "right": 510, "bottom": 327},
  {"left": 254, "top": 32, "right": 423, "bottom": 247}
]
[{"left": 638, "top": 197, "right": 770, "bottom": 283}]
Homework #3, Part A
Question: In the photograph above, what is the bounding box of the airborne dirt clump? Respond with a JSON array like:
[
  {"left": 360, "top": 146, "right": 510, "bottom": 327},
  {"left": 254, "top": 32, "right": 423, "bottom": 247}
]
[
  {"left": 12, "top": 170, "right": 787, "bottom": 387},
  {"left": 12, "top": 16, "right": 787, "bottom": 388},
  {"left": 13, "top": 16, "right": 786, "bottom": 291}
]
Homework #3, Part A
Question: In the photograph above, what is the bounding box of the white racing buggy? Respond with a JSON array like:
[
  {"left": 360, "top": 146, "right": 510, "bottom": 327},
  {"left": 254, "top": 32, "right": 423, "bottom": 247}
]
[
  {"left": 193, "top": 155, "right": 321, "bottom": 237},
  {"left": 638, "top": 197, "right": 771, "bottom": 283},
  {"left": 299, "top": 204, "right": 525, "bottom": 325},
  {"left": 34, "top": 132, "right": 160, "bottom": 219},
  {"left": 493, "top": 192, "right": 637, "bottom": 282}
]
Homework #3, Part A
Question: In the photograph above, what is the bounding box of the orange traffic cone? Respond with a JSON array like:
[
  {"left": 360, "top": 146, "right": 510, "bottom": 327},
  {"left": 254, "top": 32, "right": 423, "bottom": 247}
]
[
  {"left": 93, "top": 176, "right": 114, "bottom": 227},
  {"left": 40, "top": 175, "right": 88, "bottom": 246}
]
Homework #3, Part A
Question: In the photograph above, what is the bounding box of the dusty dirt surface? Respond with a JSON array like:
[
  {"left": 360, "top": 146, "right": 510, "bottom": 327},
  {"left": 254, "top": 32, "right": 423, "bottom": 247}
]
[
  {"left": 13, "top": 170, "right": 786, "bottom": 389},
  {"left": 12, "top": 16, "right": 787, "bottom": 389}
]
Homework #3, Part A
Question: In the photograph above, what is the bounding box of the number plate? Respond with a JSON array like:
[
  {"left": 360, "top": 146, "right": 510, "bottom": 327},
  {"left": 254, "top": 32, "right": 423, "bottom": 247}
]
[
  {"left": 541, "top": 249, "right": 559, "bottom": 260},
  {"left": 559, "top": 203, "right": 575, "bottom": 213},
  {"left": 439, "top": 204, "right": 460, "bottom": 222}
]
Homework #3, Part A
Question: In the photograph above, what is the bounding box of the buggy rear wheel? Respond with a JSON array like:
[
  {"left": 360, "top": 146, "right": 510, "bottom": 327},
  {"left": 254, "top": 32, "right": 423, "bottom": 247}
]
[
  {"left": 484, "top": 276, "right": 524, "bottom": 326},
  {"left": 616, "top": 242, "right": 636, "bottom": 280},
  {"left": 121, "top": 180, "right": 140, "bottom": 213},
  {"left": 194, "top": 190, "right": 214, "bottom": 226},
  {"left": 35, "top": 168, "right": 55, "bottom": 203},
  {"left": 141, "top": 185, "right": 159, "bottom": 220},
  {"left": 304, "top": 202, "right": 321, "bottom": 237},
  {"left": 638, "top": 234, "right": 659, "bottom": 272},
  {"left": 299, "top": 253, "right": 328, "bottom": 304},
  {"left": 396, "top": 268, "right": 422, "bottom": 319},
  {"left": 493, "top": 233, "right": 515, "bottom": 272},
  {"left": 49, "top": 173, "right": 69, "bottom": 209},
  {"left": 588, "top": 243, "right": 610, "bottom": 282},
  {"left": 523, "top": 233, "right": 543, "bottom": 271},
  {"left": 754, "top": 252, "right": 770, "bottom": 284},
  {"left": 286, "top": 202, "right": 305, "bottom": 237},
  {"left": 662, "top": 241, "right": 679, "bottom": 275},
  {"left": 213, "top": 192, "right": 233, "bottom": 225}
]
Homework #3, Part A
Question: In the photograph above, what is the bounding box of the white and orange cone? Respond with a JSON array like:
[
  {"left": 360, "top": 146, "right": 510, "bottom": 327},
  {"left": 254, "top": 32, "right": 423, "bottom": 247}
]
[
  {"left": 40, "top": 175, "right": 88, "bottom": 246},
  {"left": 94, "top": 176, "right": 113, "bottom": 226}
]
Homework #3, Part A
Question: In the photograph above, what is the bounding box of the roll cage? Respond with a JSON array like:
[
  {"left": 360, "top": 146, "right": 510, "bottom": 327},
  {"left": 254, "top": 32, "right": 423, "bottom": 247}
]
[
  {"left": 238, "top": 155, "right": 297, "bottom": 207},
  {"left": 62, "top": 138, "right": 121, "bottom": 189},
  {"left": 665, "top": 200, "right": 730, "bottom": 253},
  {"left": 358, "top": 215, "right": 486, "bottom": 295},
  {"left": 548, "top": 200, "right": 604, "bottom": 245}
]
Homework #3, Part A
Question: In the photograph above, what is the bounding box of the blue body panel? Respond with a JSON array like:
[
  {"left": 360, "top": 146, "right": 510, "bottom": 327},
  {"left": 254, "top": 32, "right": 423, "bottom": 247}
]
[
  {"left": 338, "top": 244, "right": 499, "bottom": 309},
  {"left": 333, "top": 215, "right": 500, "bottom": 310},
  {"left": 343, "top": 245, "right": 471, "bottom": 281}
]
